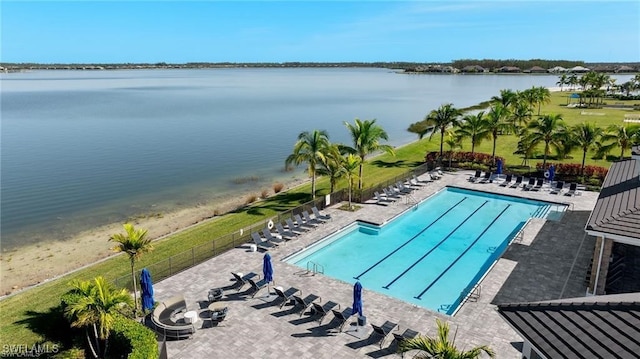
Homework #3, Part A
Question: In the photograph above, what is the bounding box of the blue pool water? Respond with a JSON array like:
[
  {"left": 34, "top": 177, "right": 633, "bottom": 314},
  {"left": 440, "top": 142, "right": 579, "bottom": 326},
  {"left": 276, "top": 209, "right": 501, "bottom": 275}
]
[{"left": 285, "top": 187, "right": 566, "bottom": 315}]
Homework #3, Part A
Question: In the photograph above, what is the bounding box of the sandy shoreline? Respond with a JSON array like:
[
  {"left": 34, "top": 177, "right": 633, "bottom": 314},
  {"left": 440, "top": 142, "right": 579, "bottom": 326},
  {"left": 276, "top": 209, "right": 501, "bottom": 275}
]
[{"left": 0, "top": 177, "right": 308, "bottom": 296}]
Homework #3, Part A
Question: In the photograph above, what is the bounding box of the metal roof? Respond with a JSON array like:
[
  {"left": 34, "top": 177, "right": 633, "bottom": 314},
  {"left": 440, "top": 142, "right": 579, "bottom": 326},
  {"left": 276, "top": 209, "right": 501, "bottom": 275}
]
[
  {"left": 585, "top": 159, "right": 640, "bottom": 242},
  {"left": 498, "top": 293, "right": 640, "bottom": 359}
]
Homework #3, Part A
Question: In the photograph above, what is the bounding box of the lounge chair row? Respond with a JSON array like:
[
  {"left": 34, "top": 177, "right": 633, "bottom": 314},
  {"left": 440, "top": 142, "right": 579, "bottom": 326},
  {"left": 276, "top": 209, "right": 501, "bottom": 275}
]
[
  {"left": 495, "top": 174, "right": 580, "bottom": 195},
  {"left": 374, "top": 173, "right": 438, "bottom": 205},
  {"left": 250, "top": 207, "right": 331, "bottom": 250}
]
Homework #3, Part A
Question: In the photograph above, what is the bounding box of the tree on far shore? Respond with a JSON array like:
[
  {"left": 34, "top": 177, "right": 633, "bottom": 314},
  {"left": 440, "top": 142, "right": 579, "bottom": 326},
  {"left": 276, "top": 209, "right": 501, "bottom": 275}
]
[
  {"left": 109, "top": 223, "right": 153, "bottom": 314},
  {"left": 285, "top": 129, "right": 330, "bottom": 198}
]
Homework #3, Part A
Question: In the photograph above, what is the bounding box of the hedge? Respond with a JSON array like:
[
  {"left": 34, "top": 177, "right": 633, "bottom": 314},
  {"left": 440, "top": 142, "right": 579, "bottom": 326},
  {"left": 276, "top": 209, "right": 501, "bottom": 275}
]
[
  {"left": 110, "top": 316, "right": 159, "bottom": 359},
  {"left": 535, "top": 162, "right": 608, "bottom": 180}
]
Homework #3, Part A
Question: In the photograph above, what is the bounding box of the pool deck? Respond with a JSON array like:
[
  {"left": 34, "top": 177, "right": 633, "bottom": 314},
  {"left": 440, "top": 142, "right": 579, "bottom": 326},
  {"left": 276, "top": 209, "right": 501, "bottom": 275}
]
[{"left": 156, "top": 170, "right": 598, "bottom": 358}]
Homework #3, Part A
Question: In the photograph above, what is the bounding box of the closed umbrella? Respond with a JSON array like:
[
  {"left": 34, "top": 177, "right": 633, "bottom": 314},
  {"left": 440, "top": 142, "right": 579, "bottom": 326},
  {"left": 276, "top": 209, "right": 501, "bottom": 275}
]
[
  {"left": 496, "top": 159, "right": 503, "bottom": 176},
  {"left": 548, "top": 165, "right": 555, "bottom": 182},
  {"left": 263, "top": 253, "right": 273, "bottom": 283},
  {"left": 140, "top": 268, "right": 154, "bottom": 312},
  {"left": 352, "top": 281, "right": 363, "bottom": 317},
  {"left": 262, "top": 253, "right": 274, "bottom": 300}
]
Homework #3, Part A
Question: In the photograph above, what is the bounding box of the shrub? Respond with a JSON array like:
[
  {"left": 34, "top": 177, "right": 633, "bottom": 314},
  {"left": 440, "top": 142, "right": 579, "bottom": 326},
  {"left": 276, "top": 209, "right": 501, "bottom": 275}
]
[
  {"left": 52, "top": 348, "right": 85, "bottom": 359},
  {"left": 273, "top": 182, "right": 284, "bottom": 193},
  {"left": 245, "top": 194, "right": 257, "bottom": 204},
  {"left": 535, "top": 162, "right": 608, "bottom": 180},
  {"left": 261, "top": 189, "right": 269, "bottom": 199},
  {"left": 110, "top": 316, "right": 158, "bottom": 359},
  {"left": 425, "top": 151, "right": 504, "bottom": 168}
]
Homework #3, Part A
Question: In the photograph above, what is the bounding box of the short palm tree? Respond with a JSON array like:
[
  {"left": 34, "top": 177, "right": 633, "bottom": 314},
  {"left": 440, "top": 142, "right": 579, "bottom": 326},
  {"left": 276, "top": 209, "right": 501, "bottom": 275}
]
[
  {"left": 599, "top": 124, "right": 640, "bottom": 160},
  {"left": 65, "top": 276, "right": 134, "bottom": 359},
  {"left": 285, "top": 129, "right": 331, "bottom": 198},
  {"left": 526, "top": 113, "right": 567, "bottom": 169},
  {"left": 490, "top": 89, "right": 517, "bottom": 107},
  {"left": 109, "top": 223, "right": 153, "bottom": 313},
  {"left": 531, "top": 86, "right": 551, "bottom": 115},
  {"left": 317, "top": 144, "right": 346, "bottom": 193},
  {"left": 444, "top": 130, "right": 462, "bottom": 168},
  {"left": 419, "top": 104, "right": 463, "bottom": 159},
  {"left": 508, "top": 99, "right": 532, "bottom": 134},
  {"left": 398, "top": 319, "right": 495, "bottom": 359},
  {"left": 571, "top": 123, "right": 603, "bottom": 175},
  {"left": 341, "top": 154, "right": 361, "bottom": 210},
  {"left": 343, "top": 118, "right": 394, "bottom": 189},
  {"left": 456, "top": 111, "right": 489, "bottom": 155}
]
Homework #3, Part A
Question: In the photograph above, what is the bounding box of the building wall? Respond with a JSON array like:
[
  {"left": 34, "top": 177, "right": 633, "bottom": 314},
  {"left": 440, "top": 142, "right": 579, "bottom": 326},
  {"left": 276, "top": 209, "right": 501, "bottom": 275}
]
[{"left": 588, "top": 236, "right": 614, "bottom": 295}]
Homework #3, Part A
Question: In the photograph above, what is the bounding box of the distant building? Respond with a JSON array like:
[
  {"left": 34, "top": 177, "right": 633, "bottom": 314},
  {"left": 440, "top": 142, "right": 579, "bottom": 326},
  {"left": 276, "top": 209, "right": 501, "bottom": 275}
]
[
  {"left": 524, "top": 66, "right": 547, "bottom": 73},
  {"left": 548, "top": 66, "right": 567, "bottom": 73},
  {"left": 616, "top": 65, "right": 636, "bottom": 73},
  {"left": 495, "top": 66, "right": 521, "bottom": 73},
  {"left": 569, "top": 65, "right": 591, "bottom": 73},
  {"left": 461, "top": 65, "right": 486, "bottom": 73}
]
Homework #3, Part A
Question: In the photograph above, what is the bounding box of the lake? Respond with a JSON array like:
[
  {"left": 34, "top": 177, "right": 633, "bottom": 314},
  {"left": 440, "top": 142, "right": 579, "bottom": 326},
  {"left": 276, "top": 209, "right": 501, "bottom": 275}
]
[{"left": 0, "top": 68, "right": 628, "bottom": 250}]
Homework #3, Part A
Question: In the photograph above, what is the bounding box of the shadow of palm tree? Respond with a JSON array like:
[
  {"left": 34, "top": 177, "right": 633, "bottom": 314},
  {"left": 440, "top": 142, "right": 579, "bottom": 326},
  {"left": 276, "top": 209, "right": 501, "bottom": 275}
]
[{"left": 15, "top": 306, "right": 75, "bottom": 349}]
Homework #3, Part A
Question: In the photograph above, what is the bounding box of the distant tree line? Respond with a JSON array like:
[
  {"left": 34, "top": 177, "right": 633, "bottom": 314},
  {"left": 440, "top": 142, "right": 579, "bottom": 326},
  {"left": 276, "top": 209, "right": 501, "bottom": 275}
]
[{"left": 451, "top": 59, "right": 585, "bottom": 70}]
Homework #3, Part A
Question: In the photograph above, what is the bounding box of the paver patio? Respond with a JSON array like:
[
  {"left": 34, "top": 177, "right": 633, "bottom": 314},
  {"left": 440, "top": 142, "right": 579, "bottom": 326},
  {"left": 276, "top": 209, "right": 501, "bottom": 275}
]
[{"left": 155, "top": 170, "right": 598, "bottom": 358}]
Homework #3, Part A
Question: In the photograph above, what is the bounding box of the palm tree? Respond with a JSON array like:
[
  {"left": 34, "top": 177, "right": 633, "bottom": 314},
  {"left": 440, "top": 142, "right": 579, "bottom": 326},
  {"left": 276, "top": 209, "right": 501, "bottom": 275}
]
[
  {"left": 419, "top": 104, "right": 463, "bottom": 159},
  {"left": 317, "top": 144, "right": 345, "bottom": 193},
  {"left": 285, "top": 129, "right": 331, "bottom": 198},
  {"left": 109, "top": 223, "right": 153, "bottom": 313},
  {"left": 486, "top": 103, "right": 510, "bottom": 163},
  {"left": 456, "top": 111, "right": 489, "bottom": 155},
  {"left": 599, "top": 124, "right": 640, "bottom": 160},
  {"left": 398, "top": 319, "right": 495, "bottom": 358},
  {"left": 65, "top": 276, "right": 134, "bottom": 359},
  {"left": 531, "top": 86, "right": 551, "bottom": 115},
  {"left": 556, "top": 74, "right": 568, "bottom": 91},
  {"left": 490, "top": 89, "right": 517, "bottom": 107},
  {"left": 509, "top": 98, "right": 533, "bottom": 134},
  {"left": 343, "top": 119, "right": 394, "bottom": 189},
  {"left": 443, "top": 130, "right": 462, "bottom": 168},
  {"left": 526, "top": 114, "right": 567, "bottom": 169},
  {"left": 571, "top": 123, "right": 603, "bottom": 175},
  {"left": 341, "top": 154, "right": 361, "bottom": 210}
]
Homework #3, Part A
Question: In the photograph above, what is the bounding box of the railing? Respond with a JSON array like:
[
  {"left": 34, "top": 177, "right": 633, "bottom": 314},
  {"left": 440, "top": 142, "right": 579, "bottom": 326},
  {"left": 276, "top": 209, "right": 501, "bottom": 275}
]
[
  {"left": 113, "top": 163, "right": 433, "bottom": 290},
  {"left": 305, "top": 261, "right": 325, "bottom": 275}
]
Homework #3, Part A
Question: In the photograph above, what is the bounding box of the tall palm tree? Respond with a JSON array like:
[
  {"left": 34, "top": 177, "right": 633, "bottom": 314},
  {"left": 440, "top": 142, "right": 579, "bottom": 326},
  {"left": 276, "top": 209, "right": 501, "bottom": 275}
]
[
  {"left": 109, "top": 223, "right": 153, "bottom": 313},
  {"left": 456, "top": 111, "right": 489, "bottom": 155},
  {"left": 285, "top": 129, "right": 331, "bottom": 198},
  {"left": 571, "top": 123, "right": 603, "bottom": 175},
  {"left": 341, "top": 154, "right": 361, "bottom": 210},
  {"left": 599, "top": 124, "right": 640, "bottom": 160},
  {"left": 65, "top": 276, "right": 134, "bottom": 359},
  {"left": 317, "top": 144, "right": 345, "bottom": 193},
  {"left": 526, "top": 113, "right": 567, "bottom": 169},
  {"left": 343, "top": 119, "right": 394, "bottom": 189},
  {"left": 398, "top": 319, "right": 495, "bottom": 358},
  {"left": 486, "top": 103, "right": 510, "bottom": 163},
  {"left": 419, "top": 104, "right": 463, "bottom": 159}
]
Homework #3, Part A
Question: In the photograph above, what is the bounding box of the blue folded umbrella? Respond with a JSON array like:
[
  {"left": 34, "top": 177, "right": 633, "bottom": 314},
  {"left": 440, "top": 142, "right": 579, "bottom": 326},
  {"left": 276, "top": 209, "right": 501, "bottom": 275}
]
[
  {"left": 263, "top": 253, "right": 273, "bottom": 283},
  {"left": 352, "top": 281, "right": 363, "bottom": 317},
  {"left": 140, "top": 268, "right": 155, "bottom": 311}
]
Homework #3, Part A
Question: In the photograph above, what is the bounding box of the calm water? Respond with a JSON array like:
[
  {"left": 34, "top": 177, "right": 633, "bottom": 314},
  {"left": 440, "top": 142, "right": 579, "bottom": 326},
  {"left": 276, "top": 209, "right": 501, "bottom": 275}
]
[
  {"left": 0, "top": 69, "right": 623, "bottom": 250},
  {"left": 286, "top": 187, "right": 561, "bottom": 314}
]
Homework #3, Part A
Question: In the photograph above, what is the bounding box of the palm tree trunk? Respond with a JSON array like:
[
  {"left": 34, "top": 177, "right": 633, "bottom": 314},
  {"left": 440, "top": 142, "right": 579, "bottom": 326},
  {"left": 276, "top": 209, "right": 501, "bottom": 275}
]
[
  {"left": 581, "top": 150, "right": 587, "bottom": 176},
  {"left": 131, "top": 259, "right": 138, "bottom": 313},
  {"left": 358, "top": 160, "right": 364, "bottom": 190},
  {"left": 348, "top": 176, "right": 352, "bottom": 209},
  {"left": 103, "top": 338, "right": 109, "bottom": 359},
  {"left": 492, "top": 136, "right": 497, "bottom": 165},
  {"left": 85, "top": 328, "right": 99, "bottom": 359},
  {"left": 543, "top": 142, "right": 549, "bottom": 168},
  {"left": 439, "top": 130, "right": 445, "bottom": 158},
  {"left": 311, "top": 173, "right": 316, "bottom": 199}
]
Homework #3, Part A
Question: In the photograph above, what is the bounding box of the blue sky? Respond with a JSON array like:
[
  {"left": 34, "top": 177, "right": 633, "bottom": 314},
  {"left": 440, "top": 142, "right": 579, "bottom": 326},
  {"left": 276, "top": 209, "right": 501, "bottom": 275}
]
[{"left": 2, "top": 1, "right": 639, "bottom": 63}]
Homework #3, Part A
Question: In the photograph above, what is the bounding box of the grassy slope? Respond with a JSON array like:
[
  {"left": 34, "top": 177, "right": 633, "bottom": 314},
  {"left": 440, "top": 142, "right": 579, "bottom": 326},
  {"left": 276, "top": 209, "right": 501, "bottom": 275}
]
[{"left": 1, "top": 90, "right": 637, "bottom": 346}]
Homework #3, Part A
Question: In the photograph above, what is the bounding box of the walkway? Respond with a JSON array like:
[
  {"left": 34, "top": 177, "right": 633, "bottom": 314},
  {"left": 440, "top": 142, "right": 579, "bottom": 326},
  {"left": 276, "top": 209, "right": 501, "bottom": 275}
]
[{"left": 155, "top": 171, "right": 599, "bottom": 358}]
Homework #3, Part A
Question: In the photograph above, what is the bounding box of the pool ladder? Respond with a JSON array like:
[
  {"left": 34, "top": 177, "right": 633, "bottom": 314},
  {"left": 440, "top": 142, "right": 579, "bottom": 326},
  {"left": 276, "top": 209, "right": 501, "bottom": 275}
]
[
  {"left": 305, "top": 261, "right": 325, "bottom": 276},
  {"left": 404, "top": 194, "right": 418, "bottom": 208}
]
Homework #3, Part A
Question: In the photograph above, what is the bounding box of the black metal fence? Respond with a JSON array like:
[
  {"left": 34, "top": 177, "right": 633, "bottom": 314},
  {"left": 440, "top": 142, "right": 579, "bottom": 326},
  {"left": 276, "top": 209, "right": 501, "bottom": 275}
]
[{"left": 113, "top": 163, "right": 433, "bottom": 290}]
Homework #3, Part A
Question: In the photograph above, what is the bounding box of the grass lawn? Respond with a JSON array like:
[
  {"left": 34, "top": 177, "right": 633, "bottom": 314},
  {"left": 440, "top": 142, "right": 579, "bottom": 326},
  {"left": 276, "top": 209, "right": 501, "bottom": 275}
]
[{"left": 1, "top": 89, "right": 637, "bottom": 349}]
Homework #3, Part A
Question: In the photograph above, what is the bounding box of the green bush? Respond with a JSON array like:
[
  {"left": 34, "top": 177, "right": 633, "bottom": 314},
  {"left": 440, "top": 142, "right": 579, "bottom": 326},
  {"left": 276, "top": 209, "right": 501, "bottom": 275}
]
[{"left": 110, "top": 316, "right": 158, "bottom": 359}]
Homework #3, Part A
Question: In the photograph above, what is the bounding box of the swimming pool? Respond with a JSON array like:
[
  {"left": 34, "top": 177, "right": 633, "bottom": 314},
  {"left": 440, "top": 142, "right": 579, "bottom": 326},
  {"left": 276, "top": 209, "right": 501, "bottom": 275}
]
[{"left": 285, "top": 187, "right": 567, "bottom": 315}]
